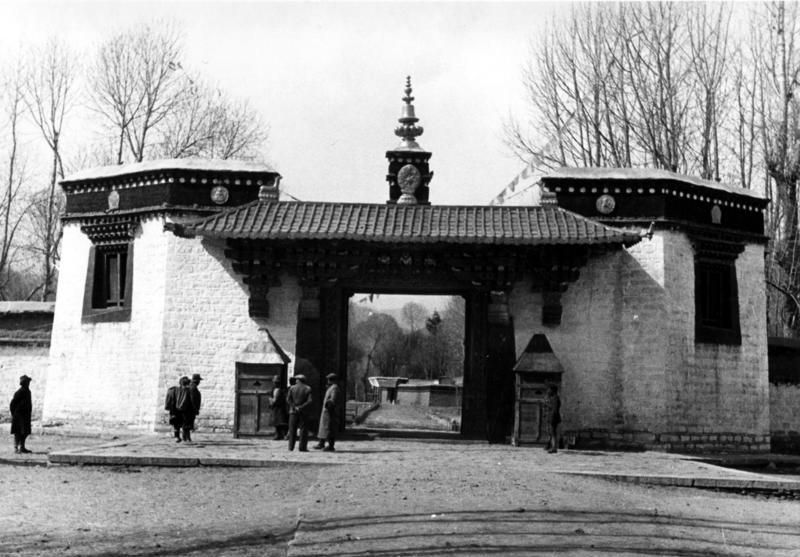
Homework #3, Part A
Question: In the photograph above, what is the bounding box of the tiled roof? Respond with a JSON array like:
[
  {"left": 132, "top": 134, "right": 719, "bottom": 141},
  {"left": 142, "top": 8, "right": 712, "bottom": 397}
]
[{"left": 178, "top": 201, "right": 642, "bottom": 246}]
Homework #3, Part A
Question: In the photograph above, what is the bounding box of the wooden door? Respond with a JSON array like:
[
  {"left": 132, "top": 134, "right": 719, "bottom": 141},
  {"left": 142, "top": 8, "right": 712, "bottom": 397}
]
[
  {"left": 512, "top": 374, "right": 548, "bottom": 446},
  {"left": 234, "top": 363, "right": 277, "bottom": 437}
]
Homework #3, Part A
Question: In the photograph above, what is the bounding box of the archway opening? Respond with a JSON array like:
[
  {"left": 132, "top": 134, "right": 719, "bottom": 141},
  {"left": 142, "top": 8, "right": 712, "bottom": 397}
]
[{"left": 345, "top": 293, "right": 465, "bottom": 433}]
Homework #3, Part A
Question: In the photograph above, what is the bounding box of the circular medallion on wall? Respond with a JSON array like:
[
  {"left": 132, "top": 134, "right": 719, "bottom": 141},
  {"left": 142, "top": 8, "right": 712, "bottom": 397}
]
[
  {"left": 210, "top": 185, "right": 230, "bottom": 205},
  {"left": 397, "top": 164, "right": 421, "bottom": 195},
  {"left": 595, "top": 194, "right": 616, "bottom": 215}
]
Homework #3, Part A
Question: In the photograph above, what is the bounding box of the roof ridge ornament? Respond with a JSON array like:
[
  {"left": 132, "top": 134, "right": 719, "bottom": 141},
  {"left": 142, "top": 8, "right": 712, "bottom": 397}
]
[{"left": 394, "top": 76, "right": 424, "bottom": 150}]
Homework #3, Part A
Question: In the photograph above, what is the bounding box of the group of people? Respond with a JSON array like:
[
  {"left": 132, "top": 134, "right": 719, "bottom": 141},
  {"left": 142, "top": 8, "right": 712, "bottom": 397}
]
[
  {"left": 269, "top": 372, "right": 341, "bottom": 452},
  {"left": 164, "top": 374, "right": 203, "bottom": 443}
]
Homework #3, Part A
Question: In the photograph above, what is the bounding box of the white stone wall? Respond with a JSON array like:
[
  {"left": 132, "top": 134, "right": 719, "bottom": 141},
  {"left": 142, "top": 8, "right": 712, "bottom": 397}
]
[
  {"left": 509, "top": 231, "right": 769, "bottom": 452},
  {"left": 43, "top": 218, "right": 168, "bottom": 429},
  {"left": 510, "top": 248, "right": 628, "bottom": 434},
  {"left": 0, "top": 344, "right": 49, "bottom": 422},
  {"left": 661, "top": 238, "right": 769, "bottom": 451},
  {"left": 158, "top": 232, "right": 301, "bottom": 431}
]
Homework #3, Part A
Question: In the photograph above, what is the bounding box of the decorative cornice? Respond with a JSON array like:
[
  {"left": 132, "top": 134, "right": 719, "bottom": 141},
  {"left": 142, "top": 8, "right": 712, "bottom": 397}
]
[
  {"left": 690, "top": 235, "right": 746, "bottom": 260},
  {"left": 80, "top": 215, "right": 139, "bottom": 246},
  {"left": 550, "top": 184, "right": 766, "bottom": 211},
  {"left": 62, "top": 173, "right": 274, "bottom": 195},
  {"left": 62, "top": 205, "right": 221, "bottom": 223}
]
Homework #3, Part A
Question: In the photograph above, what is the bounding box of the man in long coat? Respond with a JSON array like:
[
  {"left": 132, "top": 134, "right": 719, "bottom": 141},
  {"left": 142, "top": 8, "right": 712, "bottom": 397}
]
[
  {"left": 287, "top": 374, "right": 313, "bottom": 452},
  {"left": 269, "top": 375, "right": 288, "bottom": 440},
  {"left": 180, "top": 374, "right": 202, "bottom": 442},
  {"left": 314, "top": 373, "right": 341, "bottom": 452},
  {"left": 164, "top": 378, "right": 183, "bottom": 443},
  {"left": 10, "top": 375, "right": 33, "bottom": 454}
]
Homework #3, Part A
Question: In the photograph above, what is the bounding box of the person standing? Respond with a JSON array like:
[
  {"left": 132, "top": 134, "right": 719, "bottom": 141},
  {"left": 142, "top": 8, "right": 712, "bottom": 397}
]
[
  {"left": 182, "top": 374, "right": 202, "bottom": 443},
  {"left": 314, "top": 373, "right": 341, "bottom": 452},
  {"left": 10, "top": 375, "right": 33, "bottom": 454},
  {"left": 269, "top": 375, "right": 288, "bottom": 441},
  {"left": 164, "top": 379, "right": 183, "bottom": 443},
  {"left": 175, "top": 376, "right": 193, "bottom": 442},
  {"left": 286, "top": 374, "right": 312, "bottom": 452},
  {"left": 545, "top": 384, "right": 561, "bottom": 454}
]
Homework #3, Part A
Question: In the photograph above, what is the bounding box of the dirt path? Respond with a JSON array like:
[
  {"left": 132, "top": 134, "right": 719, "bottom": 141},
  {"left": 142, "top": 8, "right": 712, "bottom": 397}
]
[{"left": 1, "top": 435, "right": 799, "bottom": 556}]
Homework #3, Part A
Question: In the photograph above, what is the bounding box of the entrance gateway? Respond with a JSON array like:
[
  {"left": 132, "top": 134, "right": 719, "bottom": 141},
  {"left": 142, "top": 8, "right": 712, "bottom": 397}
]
[
  {"left": 170, "top": 77, "right": 641, "bottom": 441},
  {"left": 47, "top": 77, "right": 770, "bottom": 452}
]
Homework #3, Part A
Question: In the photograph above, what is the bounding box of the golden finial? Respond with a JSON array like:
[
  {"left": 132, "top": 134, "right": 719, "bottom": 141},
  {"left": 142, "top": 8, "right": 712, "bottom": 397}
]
[{"left": 395, "top": 76, "right": 424, "bottom": 150}]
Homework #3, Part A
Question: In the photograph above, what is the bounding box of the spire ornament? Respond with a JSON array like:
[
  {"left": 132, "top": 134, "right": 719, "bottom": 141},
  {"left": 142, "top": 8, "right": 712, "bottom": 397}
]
[
  {"left": 385, "top": 76, "right": 432, "bottom": 205},
  {"left": 394, "top": 76, "right": 425, "bottom": 150}
]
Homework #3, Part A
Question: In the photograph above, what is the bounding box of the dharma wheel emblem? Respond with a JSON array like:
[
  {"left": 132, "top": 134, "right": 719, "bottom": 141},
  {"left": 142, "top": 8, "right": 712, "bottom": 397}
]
[
  {"left": 397, "top": 164, "right": 421, "bottom": 204},
  {"left": 210, "top": 185, "right": 230, "bottom": 205},
  {"left": 596, "top": 194, "right": 616, "bottom": 215}
]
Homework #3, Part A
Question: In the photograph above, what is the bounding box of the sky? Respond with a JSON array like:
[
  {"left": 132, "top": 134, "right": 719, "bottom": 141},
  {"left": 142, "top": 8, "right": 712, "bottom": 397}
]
[{"left": 0, "top": 1, "right": 561, "bottom": 206}]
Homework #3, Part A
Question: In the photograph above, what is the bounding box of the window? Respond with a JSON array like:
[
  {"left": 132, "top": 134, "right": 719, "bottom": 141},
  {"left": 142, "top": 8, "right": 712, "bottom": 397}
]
[
  {"left": 695, "top": 257, "right": 740, "bottom": 345},
  {"left": 83, "top": 243, "right": 134, "bottom": 322}
]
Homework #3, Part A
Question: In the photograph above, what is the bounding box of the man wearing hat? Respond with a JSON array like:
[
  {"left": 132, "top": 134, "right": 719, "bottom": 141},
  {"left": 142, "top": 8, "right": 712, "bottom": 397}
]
[
  {"left": 314, "top": 374, "right": 341, "bottom": 452},
  {"left": 286, "top": 374, "right": 313, "bottom": 451},
  {"left": 181, "top": 373, "right": 203, "bottom": 442},
  {"left": 9, "top": 375, "right": 33, "bottom": 454}
]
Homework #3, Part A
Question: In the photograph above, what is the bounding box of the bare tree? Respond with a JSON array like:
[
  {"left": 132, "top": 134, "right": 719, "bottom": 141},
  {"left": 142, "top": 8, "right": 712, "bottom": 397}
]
[
  {"left": 0, "top": 60, "right": 32, "bottom": 300},
  {"left": 157, "top": 79, "right": 269, "bottom": 160},
  {"left": 23, "top": 39, "right": 76, "bottom": 301},
  {"left": 507, "top": 2, "right": 733, "bottom": 176},
  {"left": 401, "top": 301, "right": 428, "bottom": 333},
  {"left": 687, "top": 3, "right": 732, "bottom": 180},
  {"left": 90, "top": 22, "right": 185, "bottom": 163}
]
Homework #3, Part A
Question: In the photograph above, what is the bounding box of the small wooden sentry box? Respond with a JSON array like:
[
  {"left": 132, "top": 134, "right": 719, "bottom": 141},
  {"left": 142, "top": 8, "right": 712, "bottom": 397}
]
[
  {"left": 512, "top": 334, "right": 564, "bottom": 446},
  {"left": 234, "top": 329, "right": 291, "bottom": 438}
]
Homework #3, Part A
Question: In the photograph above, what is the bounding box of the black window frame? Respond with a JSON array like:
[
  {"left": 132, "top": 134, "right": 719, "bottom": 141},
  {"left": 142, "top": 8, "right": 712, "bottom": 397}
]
[
  {"left": 82, "top": 242, "right": 134, "bottom": 323},
  {"left": 694, "top": 253, "right": 741, "bottom": 346}
]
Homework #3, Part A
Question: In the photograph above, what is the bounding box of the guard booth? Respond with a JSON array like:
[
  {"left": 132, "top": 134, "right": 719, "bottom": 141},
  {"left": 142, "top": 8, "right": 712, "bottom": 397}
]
[
  {"left": 512, "top": 334, "right": 564, "bottom": 446},
  {"left": 234, "top": 329, "right": 291, "bottom": 438}
]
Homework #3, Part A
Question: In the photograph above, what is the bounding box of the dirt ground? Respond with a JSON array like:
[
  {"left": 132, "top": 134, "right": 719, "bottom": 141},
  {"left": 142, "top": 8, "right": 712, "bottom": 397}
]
[{"left": 1, "top": 434, "right": 800, "bottom": 556}]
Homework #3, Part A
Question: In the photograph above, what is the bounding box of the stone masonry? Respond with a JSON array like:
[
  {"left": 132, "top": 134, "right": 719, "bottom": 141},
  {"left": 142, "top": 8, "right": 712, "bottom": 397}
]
[
  {"left": 157, "top": 230, "right": 301, "bottom": 432},
  {"left": 509, "top": 230, "right": 769, "bottom": 453}
]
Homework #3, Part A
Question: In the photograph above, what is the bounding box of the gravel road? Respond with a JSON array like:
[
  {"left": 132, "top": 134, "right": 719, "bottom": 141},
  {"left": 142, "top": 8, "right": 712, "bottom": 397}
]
[{"left": 1, "top": 434, "right": 799, "bottom": 556}]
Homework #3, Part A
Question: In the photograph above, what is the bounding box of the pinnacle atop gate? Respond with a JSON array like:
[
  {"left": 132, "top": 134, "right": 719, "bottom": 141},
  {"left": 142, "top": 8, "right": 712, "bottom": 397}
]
[
  {"left": 394, "top": 76, "right": 425, "bottom": 151},
  {"left": 385, "top": 77, "right": 432, "bottom": 205}
]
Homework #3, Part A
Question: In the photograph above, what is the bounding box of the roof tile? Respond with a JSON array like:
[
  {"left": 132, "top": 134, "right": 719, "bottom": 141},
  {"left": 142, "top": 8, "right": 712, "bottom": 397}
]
[{"left": 181, "top": 201, "right": 642, "bottom": 246}]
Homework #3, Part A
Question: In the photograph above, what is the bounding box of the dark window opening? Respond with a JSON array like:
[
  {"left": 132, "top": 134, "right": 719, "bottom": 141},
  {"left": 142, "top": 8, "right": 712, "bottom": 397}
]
[
  {"left": 99, "top": 249, "right": 128, "bottom": 308},
  {"left": 695, "top": 258, "right": 740, "bottom": 345},
  {"left": 83, "top": 242, "right": 134, "bottom": 323}
]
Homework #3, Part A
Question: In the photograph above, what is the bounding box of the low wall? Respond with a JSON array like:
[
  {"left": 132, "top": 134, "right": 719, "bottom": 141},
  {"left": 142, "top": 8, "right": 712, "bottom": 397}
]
[{"left": 0, "top": 342, "right": 50, "bottom": 423}]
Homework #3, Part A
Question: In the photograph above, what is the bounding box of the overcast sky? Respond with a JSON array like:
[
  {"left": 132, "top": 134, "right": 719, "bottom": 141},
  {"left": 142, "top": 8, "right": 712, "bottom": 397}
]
[{"left": 1, "top": 1, "right": 560, "bottom": 205}]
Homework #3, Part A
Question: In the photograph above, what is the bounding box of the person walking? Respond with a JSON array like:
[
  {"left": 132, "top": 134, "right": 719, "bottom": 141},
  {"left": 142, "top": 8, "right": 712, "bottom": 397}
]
[
  {"left": 287, "top": 374, "right": 313, "bottom": 452},
  {"left": 269, "top": 375, "right": 288, "bottom": 441},
  {"left": 164, "top": 379, "right": 183, "bottom": 443},
  {"left": 314, "top": 373, "right": 341, "bottom": 452},
  {"left": 10, "top": 375, "right": 33, "bottom": 454},
  {"left": 545, "top": 384, "right": 561, "bottom": 453},
  {"left": 175, "top": 376, "right": 194, "bottom": 442}
]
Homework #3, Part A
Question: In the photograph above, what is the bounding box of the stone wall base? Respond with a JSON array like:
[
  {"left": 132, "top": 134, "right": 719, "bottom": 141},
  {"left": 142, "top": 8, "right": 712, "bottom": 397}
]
[
  {"left": 770, "top": 431, "right": 800, "bottom": 455},
  {"left": 568, "top": 429, "right": 771, "bottom": 454}
]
